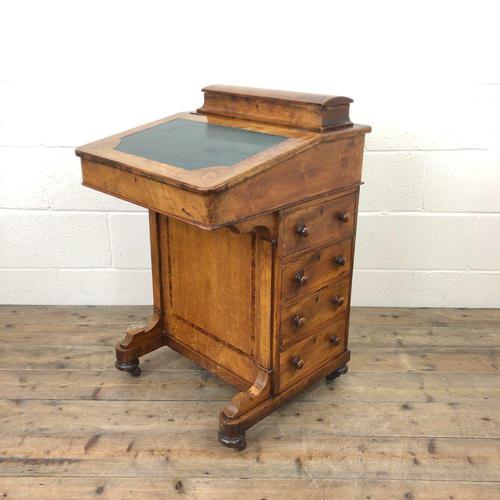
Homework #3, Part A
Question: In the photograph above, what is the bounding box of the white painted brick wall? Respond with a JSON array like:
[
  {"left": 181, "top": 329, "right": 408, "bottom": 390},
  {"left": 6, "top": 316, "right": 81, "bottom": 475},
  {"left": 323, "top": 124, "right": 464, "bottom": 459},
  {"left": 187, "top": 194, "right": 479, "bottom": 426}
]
[
  {"left": 423, "top": 151, "right": 500, "bottom": 213},
  {"left": 355, "top": 214, "right": 475, "bottom": 270},
  {"left": 0, "top": 270, "right": 61, "bottom": 304},
  {"left": 59, "top": 270, "right": 153, "bottom": 306},
  {"left": 471, "top": 217, "right": 500, "bottom": 271},
  {"left": 358, "top": 153, "right": 427, "bottom": 212},
  {"left": 0, "top": 211, "right": 111, "bottom": 268},
  {"left": 108, "top": 214, "right": 151, "bottom": 269},
  {"left": 0, "top": 1, "right": 499, "bottom": 307}
]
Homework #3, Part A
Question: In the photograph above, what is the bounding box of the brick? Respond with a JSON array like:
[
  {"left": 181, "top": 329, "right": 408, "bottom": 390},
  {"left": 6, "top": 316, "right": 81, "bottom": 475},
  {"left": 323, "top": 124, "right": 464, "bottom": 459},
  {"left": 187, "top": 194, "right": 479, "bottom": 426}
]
[
  {"left": 423, "top": 151, "right": 500, "bottom": 212},
  {"left": 352, "top": 270, "right": 500, "bottom": 308},
  {"left": 463, "top": 273, "right": 500, "bottom": 308},
  {"left": 471, "top": 216, "right": 500, "bottom": 271},
  {"left": 109, "top": 214, "right": 151, "bottom": 269},
  {"left": 0, "top": 148, "right": 50, "bottom": 208},
  {"left": 59, "top": 270, "right": 152, "bottom": 305},
  {"left": 411, "top": 272, "right": 500, "bottom": 308},
  {"left": 351, "top": 270, "right": 413, "bottom": 307},
  {"left": 359, "top": 152, "right": 426, "bottom": 212},
  {"left": 0, "top": 270, "right": 60, "bottom": 304},
  {"left": 355, "top": 214, "right": 474, "bottom": 270},
  {"left": 0, "top": 79, "right": 184, "bottom": 147},
  {"left": 411, "top": 272, "right": 466, "bottom": 308},
  {"left": 0, "top": 211, "right": 111, "bottom": 268},
  {"left": 363, "top": 84, "right": 490, "bottom": 151}
]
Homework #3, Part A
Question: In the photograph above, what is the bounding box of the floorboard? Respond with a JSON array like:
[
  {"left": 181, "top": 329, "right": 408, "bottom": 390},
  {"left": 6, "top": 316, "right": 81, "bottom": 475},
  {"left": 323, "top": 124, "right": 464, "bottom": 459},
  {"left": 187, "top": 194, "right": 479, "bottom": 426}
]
[{"left": 0, "top": 305, "right": 499, "bottom": 499}]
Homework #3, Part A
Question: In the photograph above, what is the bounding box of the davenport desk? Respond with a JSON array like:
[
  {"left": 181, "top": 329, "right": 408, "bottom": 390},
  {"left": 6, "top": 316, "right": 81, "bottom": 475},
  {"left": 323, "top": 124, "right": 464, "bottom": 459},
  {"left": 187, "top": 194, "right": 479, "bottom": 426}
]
[{"left": 75, "top": 85, "right": 371, "bottom": 450}]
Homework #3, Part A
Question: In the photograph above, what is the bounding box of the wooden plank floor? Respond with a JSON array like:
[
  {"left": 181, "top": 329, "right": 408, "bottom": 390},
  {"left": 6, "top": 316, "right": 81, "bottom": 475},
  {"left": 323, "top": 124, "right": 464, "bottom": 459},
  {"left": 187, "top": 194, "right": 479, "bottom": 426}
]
[{"left": 0, "top": 306, "right": 499, "bottom": 500}]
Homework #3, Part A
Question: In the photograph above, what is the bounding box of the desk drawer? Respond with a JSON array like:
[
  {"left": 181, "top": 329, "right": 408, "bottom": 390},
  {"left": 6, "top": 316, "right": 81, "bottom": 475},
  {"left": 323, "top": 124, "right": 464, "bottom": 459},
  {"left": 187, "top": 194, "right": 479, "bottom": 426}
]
[
  {"left": 280, "top": 277, "right": 350, "bottom": 349},
  {"left": 281, "top": 237, "right": 353, "bottom": 302},
  {"left": 282, "top": 192, "right": 356, "bottom": 256},
  {"left": 279, "top": 319, "right": 346, "bottom": 391}
]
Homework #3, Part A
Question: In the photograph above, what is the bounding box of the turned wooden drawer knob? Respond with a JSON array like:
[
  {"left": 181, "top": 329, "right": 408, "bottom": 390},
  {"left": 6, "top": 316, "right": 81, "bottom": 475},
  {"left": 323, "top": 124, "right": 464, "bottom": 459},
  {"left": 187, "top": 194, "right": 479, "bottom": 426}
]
[
  {"left": 331, "top": 295, "right": 345, "bottom": 307},
  {"left": 292, "top": 314, "right": 306, "bottom": 328},
  {"left": 337, "top": 211, "right": 350, "bottom": 223},
  {"left": 291, "top": 357, "right": 305, "bottom": 369},
  {"left": 295, "top": 271, "right": 308, "bottom": 286},
  {"left": 334, "top": 255, "right": 346, "bottom": 266},
  {"left": 296, "top": 225, "right": 309, "bottom": 237},
  {"left": 329, "top": 334, "right": 340, "bottom": 345}
]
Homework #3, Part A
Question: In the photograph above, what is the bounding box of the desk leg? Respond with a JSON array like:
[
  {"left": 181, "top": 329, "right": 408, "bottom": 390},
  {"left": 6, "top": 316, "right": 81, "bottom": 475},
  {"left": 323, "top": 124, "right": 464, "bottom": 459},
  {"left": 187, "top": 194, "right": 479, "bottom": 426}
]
[
  {"left": 218, "top": 368, "right": 271, "bottom": 450},
  {"left": 115, "top": 211, "right": 166, "bottom": 376},
  {"left": 115, "top": 312, "right": 165, "bottom": 376},
  {"left": 218, "top": 351, "right": 350, "bottom": 450}
]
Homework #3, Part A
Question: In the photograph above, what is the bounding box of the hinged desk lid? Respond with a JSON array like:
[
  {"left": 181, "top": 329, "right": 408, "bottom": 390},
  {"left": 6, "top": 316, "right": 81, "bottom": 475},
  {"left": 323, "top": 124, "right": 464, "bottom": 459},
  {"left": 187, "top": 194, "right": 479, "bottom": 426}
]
[{"left": 75, "top": 111, "right": 319, "bottom": 192}]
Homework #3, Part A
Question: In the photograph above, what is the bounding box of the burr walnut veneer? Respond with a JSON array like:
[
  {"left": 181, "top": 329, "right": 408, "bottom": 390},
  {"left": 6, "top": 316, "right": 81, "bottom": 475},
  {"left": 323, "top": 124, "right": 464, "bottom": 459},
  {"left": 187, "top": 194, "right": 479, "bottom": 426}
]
[{"left": 75, "top": 85, "right": 371, "bottom": 450}]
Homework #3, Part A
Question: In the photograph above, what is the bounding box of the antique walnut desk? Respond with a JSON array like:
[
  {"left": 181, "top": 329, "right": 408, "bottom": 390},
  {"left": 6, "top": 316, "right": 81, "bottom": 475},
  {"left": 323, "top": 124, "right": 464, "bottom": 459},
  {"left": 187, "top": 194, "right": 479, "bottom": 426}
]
[{"left": 75, "top": 85, "right": 371, "bottom": 450}]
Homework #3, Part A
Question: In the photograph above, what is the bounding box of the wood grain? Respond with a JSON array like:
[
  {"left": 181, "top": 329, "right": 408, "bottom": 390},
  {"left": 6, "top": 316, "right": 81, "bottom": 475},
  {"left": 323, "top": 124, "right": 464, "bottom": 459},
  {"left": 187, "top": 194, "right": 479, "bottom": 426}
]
[
  {"left": 1, "top": 431, "right": 500, "bottom": 480},
  {"left": 0, "top": 478, "right": 498, "bottom": 500},
  {"left": 2, "top": 305, "right": 499, "bottom": 326},
  {"left": 279, "top": 323, "right": 346, "bottom": 390},
  {"left": 2, "top": 398, "right": 498, "bottom": 439},
  {"left": 198, "top": 84, "right": 354, "bottom": 131},
  {"left": 76, "top": 111, "right": 318, "bottom": 193},
  {"left": 214, "top": 140, "right": 365, "bottom": 226},
  {"left": 281, "top": 236, "right": 353, "bottom": 302},
  {"left": 0, "top": 370, "right": 498, "bottom": 403},
  {"left": 280, "top": 278, "right": 350, "bottom": 345},
  {"left": 1, "top": 306, "right": 499, "bottom": 498},
  {"left": 0, "top": 344, "right": 498, "bottom": 374},
  {"left": 3, "top": 322, "right": 499, "bottom": 349},
  {"left": 282, "top": 191, "right": 357, "bottom": 256},
  {"left": 167, "top": 219, "right": 254, "bottom": 356}
]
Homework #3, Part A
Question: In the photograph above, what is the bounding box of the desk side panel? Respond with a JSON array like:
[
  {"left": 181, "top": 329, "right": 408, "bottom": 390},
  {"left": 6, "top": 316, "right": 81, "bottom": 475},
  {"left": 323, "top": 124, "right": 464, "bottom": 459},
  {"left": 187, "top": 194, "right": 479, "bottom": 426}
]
[
  {"left": 161, "top": 218, "right": 273, "bottom": 386},
  {"left": 213, "top": 134, "right": 366, "bottom": 225}
]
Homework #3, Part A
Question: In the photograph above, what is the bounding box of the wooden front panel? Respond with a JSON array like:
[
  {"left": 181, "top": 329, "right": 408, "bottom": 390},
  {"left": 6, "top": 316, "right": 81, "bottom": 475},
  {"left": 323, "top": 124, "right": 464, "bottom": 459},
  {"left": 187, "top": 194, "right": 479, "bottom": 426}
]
[
  {"left": 279, "top": 319, "right": 346, "bottom": 391},
  {"left": 281, "top": 237, "right": 353, "bottom": 302},
  {"left": 167, "top": 218, "right": 254, "bottom": 355},
  {"left": 282, "top": 192, "right": 356, "bottom": 256},
  {"left": 163, "top": 217, "right": 273, "bottom": 384},
  {"left": 81, "top": 159, "right": 213, "bottom": 227},
  {"left": 166, "top": 319, "right": 258, "bottom": 385},
  {"left": 280, "top": 277, "right": 350, "bottom": 350}
]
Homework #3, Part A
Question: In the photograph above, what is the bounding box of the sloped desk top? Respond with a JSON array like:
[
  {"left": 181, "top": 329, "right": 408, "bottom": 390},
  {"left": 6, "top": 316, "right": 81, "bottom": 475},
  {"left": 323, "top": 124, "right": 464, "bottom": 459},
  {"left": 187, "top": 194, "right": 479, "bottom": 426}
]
[
  {"left": 75, "top": 85, "right": 370, "bottom": 228},
  {"left": 76, "top": 112, "right": 319, "bottom": 192}
]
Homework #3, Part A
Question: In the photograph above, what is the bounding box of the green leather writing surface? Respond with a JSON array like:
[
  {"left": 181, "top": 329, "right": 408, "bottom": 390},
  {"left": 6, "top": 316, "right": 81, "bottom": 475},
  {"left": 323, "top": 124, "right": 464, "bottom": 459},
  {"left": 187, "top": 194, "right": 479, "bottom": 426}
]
[{"left": 115, "top": 118, "right": 287, "bottom": 169}]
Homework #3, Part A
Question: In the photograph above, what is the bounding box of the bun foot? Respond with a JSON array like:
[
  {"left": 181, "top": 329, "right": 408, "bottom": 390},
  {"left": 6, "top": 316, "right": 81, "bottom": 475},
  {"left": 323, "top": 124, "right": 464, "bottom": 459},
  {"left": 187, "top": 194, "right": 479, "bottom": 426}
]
[
  {"left": 218, "top": 430, "right": 247, "bottom": 451},
  {"left": 115, "top": 359, "right": 141, "bottom": 377},
  {"left": 326, "top": 364, "right": 348, "bottom": 381}
]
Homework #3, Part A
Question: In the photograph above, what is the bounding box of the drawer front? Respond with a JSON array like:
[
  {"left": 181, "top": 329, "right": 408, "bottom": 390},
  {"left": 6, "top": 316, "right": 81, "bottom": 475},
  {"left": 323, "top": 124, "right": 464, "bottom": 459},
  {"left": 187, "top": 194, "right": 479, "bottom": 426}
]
[
  {"left": 281, "top": 237, "right": 353, "bottom": 302},
  {"left": 279, "top": 319, "right": 346, "bottom": 391},
  {"left": 280, "top": 277, "right": 350, "bottom": 349},
  {"left": 282, "top": 192, "right": 356, "bottom": 256}
]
